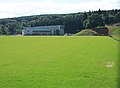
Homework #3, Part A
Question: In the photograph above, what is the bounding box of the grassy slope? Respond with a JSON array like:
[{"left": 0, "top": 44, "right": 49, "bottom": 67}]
[
  {"left": 74, "top": 29, "right": 97, "bottom": 36},
  {"left": 108, "top": 26, "right": 120, "bottom": 40},
  {"left": 109, "top": 26, "right": 120, "bottom": 35},
  {"left": 0, "top": 36, "right": 119, "bottom": 88}
]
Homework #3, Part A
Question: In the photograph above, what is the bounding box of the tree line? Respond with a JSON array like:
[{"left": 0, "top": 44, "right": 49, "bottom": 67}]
[{"left": 0, "top": 9, "right": 120, "bottom": 35}]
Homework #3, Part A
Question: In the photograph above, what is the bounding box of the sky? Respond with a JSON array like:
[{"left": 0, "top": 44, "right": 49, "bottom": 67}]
[{"left": 0, "top": 0, "right": 120, "bottom": 19}]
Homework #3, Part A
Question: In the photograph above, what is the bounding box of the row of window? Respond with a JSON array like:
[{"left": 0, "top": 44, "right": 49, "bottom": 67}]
[{"left": 26, "top": 30, "right": 51, "bottom": 32}]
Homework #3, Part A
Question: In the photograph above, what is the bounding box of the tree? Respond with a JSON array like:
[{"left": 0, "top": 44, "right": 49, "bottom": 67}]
[
  {"left": 84, "top": 14, "right": 105, "bottom": 29},
  {"left": 98, "top": 8, "right": 101, "bottom": 15},
  {"left": 30, "top": 20, "right": 36, "bottom": 27},
  {"left": 22, "top": 22, "right": 27, "bottom": 27},
  {"left": 0, "top": 25, "right": 9, "bottom": 35},
  {"left": 0, "top": 25, "right": 3, "bottom": 35},
  {"left": 115, "top": 12, "right": 120, "bottom": 22},
  {"left": 16, "top": 29, "right": 22, "bottom": 34},
  {"left": 6, "top": 23, "right": 17, "bottom": 35}
]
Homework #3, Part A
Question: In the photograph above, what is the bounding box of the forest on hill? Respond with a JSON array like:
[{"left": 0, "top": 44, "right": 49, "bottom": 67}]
[{"left": 0, "top": 9, "right": 120, "bottom": 35}]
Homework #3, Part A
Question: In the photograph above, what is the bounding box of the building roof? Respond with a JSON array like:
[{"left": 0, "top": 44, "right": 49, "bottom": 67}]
[
  {"left": 25, "top": 27, "right": 50, "bottom": 31},
  {"left": 23, "top": 25, "right": 64, "bottom": 31}
]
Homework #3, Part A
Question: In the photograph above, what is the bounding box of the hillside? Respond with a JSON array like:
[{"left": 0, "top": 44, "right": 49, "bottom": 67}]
[
  {"left": 0, "top": 9, "right": 120, "bottom": 35},
  {"left": 75, "top": 24, "right": 120, "bottom": 37},
  {"left": 74, "top": 29, "right": 98, "bottom": 36},
  {"left": 108, "top": 25, "right": 120, "bottom": 35}
]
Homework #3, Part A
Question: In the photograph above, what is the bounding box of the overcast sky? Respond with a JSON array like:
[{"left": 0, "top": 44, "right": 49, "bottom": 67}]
[{"left": 0, "top": 0, "right": 120, "bottom": 19}]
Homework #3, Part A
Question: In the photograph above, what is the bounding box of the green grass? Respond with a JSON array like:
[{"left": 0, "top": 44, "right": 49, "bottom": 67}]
[
  {"left": 0, "top": 36, "right": 119, "bottom": 88},
  {"left": 112, "top": 35, "right": 120, "bottom": 40},
  {"left": 108, "top": 26, "right": 120, "bottom": 35},
  {"left": 75, "top": 29, "right": 97, "bottom": 36}
]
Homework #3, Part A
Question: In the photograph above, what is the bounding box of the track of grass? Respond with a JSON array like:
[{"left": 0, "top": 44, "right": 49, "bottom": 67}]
[
  {"left": 0, "top": 36, "right": 119, "bottom": 88},
  {"left": 113, "top": 35, "right": 120, "bottom": 41}
]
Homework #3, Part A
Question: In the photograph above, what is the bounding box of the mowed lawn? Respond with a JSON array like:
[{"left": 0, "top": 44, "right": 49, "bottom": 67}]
[{"left": 0, "top": 36, "right": 119, "bottom": 88}]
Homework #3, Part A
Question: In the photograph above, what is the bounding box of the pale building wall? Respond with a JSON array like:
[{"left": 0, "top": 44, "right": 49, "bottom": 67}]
[{"left": 22, "top": 25, "right": 64, "bottom": 35}]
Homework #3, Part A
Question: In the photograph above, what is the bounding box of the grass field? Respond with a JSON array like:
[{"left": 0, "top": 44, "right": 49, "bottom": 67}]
[{"left": 0, "top": 36, "right": 119, "bottom": 88}]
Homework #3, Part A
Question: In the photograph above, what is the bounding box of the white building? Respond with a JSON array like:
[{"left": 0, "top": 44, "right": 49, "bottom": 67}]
[{"left": 22, "top": 25, "right": 64, "bottom": 36}]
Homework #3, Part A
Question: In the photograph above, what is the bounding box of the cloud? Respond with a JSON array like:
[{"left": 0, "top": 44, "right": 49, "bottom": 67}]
[{"left": 0, "top": 0, "right": 119, "bottom": 19}]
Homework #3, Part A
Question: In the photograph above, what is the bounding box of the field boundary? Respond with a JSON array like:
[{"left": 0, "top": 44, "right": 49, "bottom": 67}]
[{"left": 109, "top": 35, "right": 120, "bottom": 42}]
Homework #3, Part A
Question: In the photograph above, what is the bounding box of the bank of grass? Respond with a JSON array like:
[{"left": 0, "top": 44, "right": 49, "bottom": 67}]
[
  {"left": 108, "top": 26, "right": 120, "bottom": 35},
  {"left": 0, "top": 36, "right": 119, "bottom": 88},
  {"left": 74, "top": 29, "right": 97, "bottom": 36},
  {"left": 112, "top": 34, "right": 120, "bottom": 40},
  {"left": 107, "top": 26, "right": 120, "bottom": 40}
]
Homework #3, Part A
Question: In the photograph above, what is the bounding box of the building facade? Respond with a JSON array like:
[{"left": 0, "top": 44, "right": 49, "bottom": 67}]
[{"left": 22, "top": 25, "right": 64, "bottom": 36}]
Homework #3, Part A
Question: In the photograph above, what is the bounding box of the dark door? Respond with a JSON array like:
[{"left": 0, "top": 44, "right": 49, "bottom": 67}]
[{"left": 56, "top": 30, "right": 59, "bottom": 35}]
